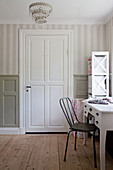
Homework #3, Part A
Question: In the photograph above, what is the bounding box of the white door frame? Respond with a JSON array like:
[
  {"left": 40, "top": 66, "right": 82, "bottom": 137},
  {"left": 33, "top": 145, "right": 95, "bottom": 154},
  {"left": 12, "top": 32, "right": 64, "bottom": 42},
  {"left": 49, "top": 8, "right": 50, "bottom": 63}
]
[{"left": 19, "top": 29, "right": 73, "bottom": 134}]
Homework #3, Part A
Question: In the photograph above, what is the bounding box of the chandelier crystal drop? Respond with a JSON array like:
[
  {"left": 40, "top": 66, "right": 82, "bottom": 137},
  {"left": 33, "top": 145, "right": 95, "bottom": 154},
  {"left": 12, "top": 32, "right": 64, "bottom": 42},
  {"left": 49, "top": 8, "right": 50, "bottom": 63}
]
[{"left": 29, "top": 2, "right": 53, "bottom": 24}]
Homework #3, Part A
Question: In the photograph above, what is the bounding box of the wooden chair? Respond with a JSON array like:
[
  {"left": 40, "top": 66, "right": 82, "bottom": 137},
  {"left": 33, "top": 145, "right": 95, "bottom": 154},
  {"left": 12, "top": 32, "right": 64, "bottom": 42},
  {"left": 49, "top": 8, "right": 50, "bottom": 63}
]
[{"left": 59, "top": 97, "right": 97, "bottom": 168}]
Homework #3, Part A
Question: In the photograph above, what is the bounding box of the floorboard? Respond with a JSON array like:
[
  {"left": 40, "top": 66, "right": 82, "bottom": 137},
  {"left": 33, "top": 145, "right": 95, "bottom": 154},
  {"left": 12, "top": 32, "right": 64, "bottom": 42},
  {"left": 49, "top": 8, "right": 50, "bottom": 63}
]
[{"left": 0, "top": 134, "right": 112, "bottom": 170}]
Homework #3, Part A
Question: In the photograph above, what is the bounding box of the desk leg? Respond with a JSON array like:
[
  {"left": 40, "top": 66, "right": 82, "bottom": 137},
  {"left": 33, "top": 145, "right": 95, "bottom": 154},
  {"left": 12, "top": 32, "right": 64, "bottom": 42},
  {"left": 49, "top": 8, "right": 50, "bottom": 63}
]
[{"left": 100, "top": 129, "right": 106, "bottom": 170}]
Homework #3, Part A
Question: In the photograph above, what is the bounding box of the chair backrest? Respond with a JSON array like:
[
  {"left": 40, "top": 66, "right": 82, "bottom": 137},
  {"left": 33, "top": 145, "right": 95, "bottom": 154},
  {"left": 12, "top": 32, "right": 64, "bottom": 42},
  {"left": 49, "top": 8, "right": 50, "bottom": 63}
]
[{"left": 59, "top": 97, "right": 80, "bottom": 127}]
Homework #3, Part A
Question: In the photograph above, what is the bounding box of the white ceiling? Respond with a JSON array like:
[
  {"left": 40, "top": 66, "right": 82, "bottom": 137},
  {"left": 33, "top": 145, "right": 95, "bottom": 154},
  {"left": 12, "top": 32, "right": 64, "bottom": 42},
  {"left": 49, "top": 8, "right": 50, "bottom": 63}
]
[{"left": 0, "top": 0, "right": 113, "bottom": 24}]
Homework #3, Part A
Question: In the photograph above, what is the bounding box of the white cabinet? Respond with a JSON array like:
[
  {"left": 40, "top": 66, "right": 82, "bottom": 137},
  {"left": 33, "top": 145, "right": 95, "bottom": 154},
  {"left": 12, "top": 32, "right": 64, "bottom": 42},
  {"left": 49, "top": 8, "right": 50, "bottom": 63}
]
[{"left": 88, "top": 51, "right": 109, "bottom": 98}]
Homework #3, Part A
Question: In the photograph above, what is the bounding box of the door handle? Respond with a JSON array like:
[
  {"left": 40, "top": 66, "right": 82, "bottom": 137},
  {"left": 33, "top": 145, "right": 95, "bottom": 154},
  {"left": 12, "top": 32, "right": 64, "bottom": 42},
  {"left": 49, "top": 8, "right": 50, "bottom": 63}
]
[{"left": 26, "top": 85, "right": 31, "bottom": 88}]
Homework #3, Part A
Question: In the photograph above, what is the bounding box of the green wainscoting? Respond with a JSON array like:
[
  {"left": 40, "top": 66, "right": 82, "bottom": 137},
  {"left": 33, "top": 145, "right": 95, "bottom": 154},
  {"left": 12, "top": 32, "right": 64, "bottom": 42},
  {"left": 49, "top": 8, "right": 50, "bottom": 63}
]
[{"left": 0, "top": 75, "right": 19, "bottom": 127}]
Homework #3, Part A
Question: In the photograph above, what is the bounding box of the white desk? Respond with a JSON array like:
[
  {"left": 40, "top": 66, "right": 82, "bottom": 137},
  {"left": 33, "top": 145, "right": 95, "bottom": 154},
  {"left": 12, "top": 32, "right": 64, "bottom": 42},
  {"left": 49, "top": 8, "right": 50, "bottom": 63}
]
[{"left": 83, "top": 101, "right": 113, "bottom": 170}]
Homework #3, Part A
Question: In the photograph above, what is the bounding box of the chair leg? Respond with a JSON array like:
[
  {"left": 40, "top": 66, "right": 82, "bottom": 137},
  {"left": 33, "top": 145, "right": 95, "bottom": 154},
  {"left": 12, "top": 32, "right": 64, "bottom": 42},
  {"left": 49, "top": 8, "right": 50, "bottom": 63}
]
[
  {"left": 74, "top": 131, "right": 77, "bottom": 151},
  {"left": 93, "top": 132, "right": 97, "bottom": 168},
  {"left": 64, "top": 131, "right": 71, "bottom": 161}
]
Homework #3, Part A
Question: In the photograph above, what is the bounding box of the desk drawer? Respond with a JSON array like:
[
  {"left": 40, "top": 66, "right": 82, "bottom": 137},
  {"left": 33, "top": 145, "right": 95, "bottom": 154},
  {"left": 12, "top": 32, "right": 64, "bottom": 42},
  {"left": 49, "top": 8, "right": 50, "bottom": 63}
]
[
  {"left": 84, "top": 104, "right": 88, "bottom": 116},
  {"left": 95, "top": 112, "right": 101, "bottom": 128},
  {"left": 88, "top": 107, "right": 101, "bottom": 128},
  {"left": 84, "top": 104, "right": 101, "bottom": 128},
  {"left": 95, "top": 111, "right": 101, "bottom": 120},
  {"left": 87, "top": 106, "right": 95, "bottom": 117},
  {"left": 95, "top": 119, "right": 101, "bottom": 128},
  {"left": 84, "top": 104, "right": 97, "bottom": 117}
]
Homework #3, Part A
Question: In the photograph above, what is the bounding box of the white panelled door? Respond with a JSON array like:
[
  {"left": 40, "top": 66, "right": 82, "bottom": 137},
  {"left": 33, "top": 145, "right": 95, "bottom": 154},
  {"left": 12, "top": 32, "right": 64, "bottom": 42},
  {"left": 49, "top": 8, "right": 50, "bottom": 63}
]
[{"left": 25, "top": 35, "right": 68, "bottom": 132}]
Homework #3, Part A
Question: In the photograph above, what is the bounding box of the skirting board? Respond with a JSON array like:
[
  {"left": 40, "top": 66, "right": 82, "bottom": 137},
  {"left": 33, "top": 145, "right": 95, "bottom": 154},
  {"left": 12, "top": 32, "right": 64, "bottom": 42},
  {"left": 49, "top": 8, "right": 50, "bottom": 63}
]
[{"left": 0, "top": 128, "right": 25, "bottom": 134}]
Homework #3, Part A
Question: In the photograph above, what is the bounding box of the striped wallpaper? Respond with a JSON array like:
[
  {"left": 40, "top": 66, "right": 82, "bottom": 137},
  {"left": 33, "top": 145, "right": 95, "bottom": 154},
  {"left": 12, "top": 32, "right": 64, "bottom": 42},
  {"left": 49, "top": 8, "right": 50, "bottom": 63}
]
[
  {"left": 106, "top": 19, "right": 113, "bottom": 73},
  {"left": 0, "top": 24, "right": 108, "bottom": 75},
  {"left": 106, "top": 18, "right": 113, "bottom": 95}
]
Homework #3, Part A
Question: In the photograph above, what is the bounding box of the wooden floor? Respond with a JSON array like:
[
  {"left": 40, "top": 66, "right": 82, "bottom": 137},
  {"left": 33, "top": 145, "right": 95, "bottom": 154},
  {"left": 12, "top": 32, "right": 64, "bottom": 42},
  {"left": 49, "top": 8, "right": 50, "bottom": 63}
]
[{"left": 0, "top": 134, "right": 113, "bottom": 170}]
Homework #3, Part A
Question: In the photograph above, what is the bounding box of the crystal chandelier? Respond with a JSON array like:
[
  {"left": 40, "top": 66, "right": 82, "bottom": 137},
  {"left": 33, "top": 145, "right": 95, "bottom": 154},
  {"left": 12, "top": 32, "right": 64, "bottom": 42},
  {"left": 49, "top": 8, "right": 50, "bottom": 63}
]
[{"left": 29, "top": 2, "right": 53, "bottom": 24}]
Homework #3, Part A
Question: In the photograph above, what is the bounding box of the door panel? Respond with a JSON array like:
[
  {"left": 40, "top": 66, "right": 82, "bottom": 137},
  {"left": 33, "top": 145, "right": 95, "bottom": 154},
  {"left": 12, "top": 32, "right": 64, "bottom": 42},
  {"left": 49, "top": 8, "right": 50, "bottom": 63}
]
[
  {"left": 25, "top": 35, "right": 68, "bottom": 132},
  {"left": 49, "top": 39, "right": 64, "bottom": 81},
  {"left": 27, "top": 37, "right": 45, "bottom": 81},
  {"left": 48, "top": 85, "right": 66, "bottom": 127},
  {"left": 30, "top": 86, "right": 45, "bottom": 127}
]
